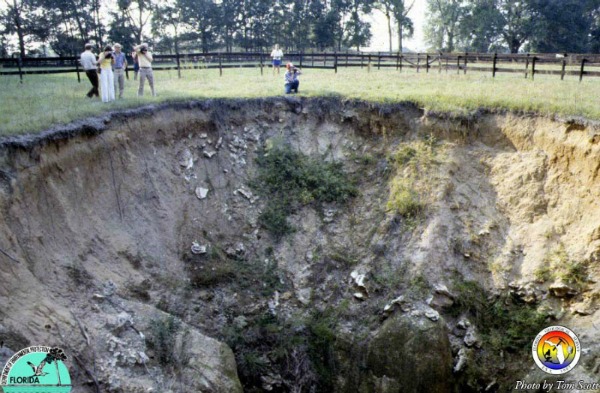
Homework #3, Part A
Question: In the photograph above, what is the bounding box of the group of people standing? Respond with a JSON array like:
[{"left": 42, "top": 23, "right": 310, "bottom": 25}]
[
  {"left": 82, "top": 43, "right": 298, "bottom": 100},
  {"left": 80, "top": 43, "right": 156, "bottom": 103}
]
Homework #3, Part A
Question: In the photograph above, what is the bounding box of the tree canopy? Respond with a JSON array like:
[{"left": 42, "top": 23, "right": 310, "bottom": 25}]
[{"left": 1, "top": 0, "right": 599, "bottom": 57}]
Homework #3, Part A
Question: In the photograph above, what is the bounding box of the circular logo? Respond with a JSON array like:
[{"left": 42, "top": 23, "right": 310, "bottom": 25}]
[
  {"left": 1, "top": 346, "right": 72, "bottom": 392},
  {"left": 532, "top": 326, "right": 581, "bottom": 374}
]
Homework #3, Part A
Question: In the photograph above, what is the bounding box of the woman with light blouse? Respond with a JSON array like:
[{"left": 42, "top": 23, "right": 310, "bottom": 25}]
[{"left": 98, "top": 46, "right": 116, "bottom": 103}]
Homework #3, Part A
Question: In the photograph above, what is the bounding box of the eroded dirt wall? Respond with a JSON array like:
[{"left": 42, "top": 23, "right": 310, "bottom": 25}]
[{"left": 0, "top": 98, "right": 600, "bottom": 392}]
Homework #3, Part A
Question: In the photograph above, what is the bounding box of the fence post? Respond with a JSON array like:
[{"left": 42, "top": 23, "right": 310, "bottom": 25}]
[
  {"left": 377, "top": 51, "right": 381, "bottom": 70},
  {"left": 176, "top": 52, "right": 181, "bottom": 78},
  {"left": 75, "top": 57, "right": 81, "bottom": 83},
  {"left": 219, "top": 52, "right": 222, "bottom": 76},
  {"left": 456, "top": 55, "right": 460, "bottom": 75},
  {"left": 531, "top": 56, "right": 537, "bottom": 80},
  {"left": 17, "top": 57, "right": 23, "bottom": 83},
  {"left": 579, "top": 58, "right": 586, "bottom": 82},
  {"left": 525, "top": 54, "right": 530, "bottom": 78},
  {"left": 561, "top": 54, "right": 566, "bottom": 81},
  {"left": 260, "top": 52, "right": 264, "bottom": 76},
  {"left": 425, "top": 53, "right": 429, "bottom": 73},
  {"left": 368, "top": 54, "right": 371, "bottom": 72},
  {"left": 334, "top": 51, "right": 338, "bottom": 73},
  {"left": 299, "top": 51, "right": 303, "bottom": 69},
  {"left": 346, "top": 50, "right": 349, "bottom": 67},
  {"left": 396, "top": 51, "right": 400, "bottom": 71},
  {"left": 417, "top": 53, "right": 420, "bottom": 73},
  {"left": 360, "top": 53, "right": 363, "bottom": 69},
  {"left": 445, "top": 55, "right": 448, "bottom": 73},
  {"left": 492, "top": 53, "right": 497, "bottom": 78},
  {"left": 438, "top": 52, "right": 442, "bottom": 73},
  {"left": 463, "top": 52, "right": 468, "bottom": 75}
]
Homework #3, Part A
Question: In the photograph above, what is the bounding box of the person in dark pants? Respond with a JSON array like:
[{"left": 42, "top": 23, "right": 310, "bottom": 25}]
[
  {"left": 284, "top": 62, "right": 301, "bottom": 94},
  {"left": 80, "top": 44, "right": 99, "bottom": 98}
]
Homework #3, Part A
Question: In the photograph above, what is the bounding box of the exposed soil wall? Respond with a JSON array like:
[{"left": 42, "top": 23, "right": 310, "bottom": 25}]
[{"left": 1, "top": 97, "right": 600, "bottom": 392}]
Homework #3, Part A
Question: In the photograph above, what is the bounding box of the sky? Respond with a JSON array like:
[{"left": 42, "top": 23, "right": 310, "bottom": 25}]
[{"left": 366, "top": 1, "right": 427, "bottom": 52}]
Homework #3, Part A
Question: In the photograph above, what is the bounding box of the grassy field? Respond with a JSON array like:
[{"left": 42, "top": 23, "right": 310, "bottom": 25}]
[{"left": 1, "top": 66, "right": 599, "bottom": 136}]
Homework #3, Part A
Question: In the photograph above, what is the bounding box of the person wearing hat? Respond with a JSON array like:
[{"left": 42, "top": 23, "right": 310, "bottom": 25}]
[
  {"left": 133, "top": 43, "right": 155, "bottom": 96},
  {"left": 112, "top": 43, "right": 127, "bottom": 99},
  {"left": 284, "top": 62, "right": 301, "bottom": 94},
  {"left": 80, "top": 43, "right": 99, "bottom": 98}
]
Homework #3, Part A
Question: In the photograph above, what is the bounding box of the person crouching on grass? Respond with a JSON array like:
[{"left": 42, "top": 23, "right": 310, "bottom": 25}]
[{"left": 284, "top": 63, "right": 301, "bottom": 94}]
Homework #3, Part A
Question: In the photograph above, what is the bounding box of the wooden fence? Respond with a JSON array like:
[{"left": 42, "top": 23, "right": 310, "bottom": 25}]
[{"left": 2, "top": 52, "right": 600, "bottom": 83}]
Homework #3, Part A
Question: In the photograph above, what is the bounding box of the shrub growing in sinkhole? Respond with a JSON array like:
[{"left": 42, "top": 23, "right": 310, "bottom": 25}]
[
  {"left": 148, "top": 315, "right": 189, "bottom": 368},
  {"left": 535, "top": 243, "right": 589, "bottom": 290},
  {"left": 385, "top": 141, "right": 441, "bottom": 219},
  {"left": 251, "top": 144, "right": 358, "bottom": 238},
  {"left": 448, "top": 280, "right": 547, "bottom": 391}
]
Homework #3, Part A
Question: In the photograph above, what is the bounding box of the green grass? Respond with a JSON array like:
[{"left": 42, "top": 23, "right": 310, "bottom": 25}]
[{"left": 1, "top": 66, "right": 600, "bottom": 136}]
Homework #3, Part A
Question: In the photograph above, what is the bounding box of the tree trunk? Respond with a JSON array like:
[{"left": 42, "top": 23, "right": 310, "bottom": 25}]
[
  {"left": 139, "top": 1, "right": 144, "bottom": 42},
  {"left": 510, "top": 38, "right": 520, "bottom": 53},
  {"left": 447, "top": 31, "right": 454, "bottom": 52},
  {"left": 386, "top": 10, "right": 392, "bottom": 53},
  {"left": 94, "top": 0, "right": 103, "bottom": 47},
  {"left": 11, "top": 0, "right": 26, "bottom": 58},
  {"left": 397, "top": 22, "right": 403, "bottom": 53}
]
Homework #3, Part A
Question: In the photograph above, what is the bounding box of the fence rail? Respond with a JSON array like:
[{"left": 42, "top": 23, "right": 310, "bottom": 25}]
[{"left": 2, "top": 52, "right": 600, "bottom": 82}]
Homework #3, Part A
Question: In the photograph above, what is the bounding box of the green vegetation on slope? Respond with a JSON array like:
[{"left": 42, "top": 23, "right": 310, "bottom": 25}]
[
  {"left": 448, "top": 280, "right": 547, "bottom": 391},
  {"left": 252, "top": 144, "right": 358, "bottom": 238},
  {"left": 1, "top": 68, "right": 600, "bottom": 136},
  {"left": 534, "top": 243, "right": 589, "bottom": 290},
  {"left": 386, "top": 139, "right": 442, "bottom": 219}
]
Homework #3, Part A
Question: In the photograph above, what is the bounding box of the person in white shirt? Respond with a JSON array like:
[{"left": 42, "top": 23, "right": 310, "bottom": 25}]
[
  {"left": 133, "top": 43, "right": 155, "bottom": 96},
  {"left": 270, "top": 44, "right": 283, "bottom": 75},
  {"left": 80, "top": 44, "right": 99, "bottom": 98}
]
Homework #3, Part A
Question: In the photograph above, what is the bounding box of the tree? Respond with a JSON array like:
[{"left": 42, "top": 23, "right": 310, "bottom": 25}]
[
  {"left": 178, "top": 0, "right": 219, "bottom": 53},
  {"left": 425, "top": 0, "right": 467, "bottom": 52},
  {"left": 589, "top": 1, "right": 600, "bottom": 52},
  {"left": 335, "top": 0, "right": 374, "bottom": 51},
  {"left": 152, "top": 2, "right": 182, "bottom": 55},
  {"left": 108, "top": 10, "right": 137, "bottom": 52},
  {"left": 36, "top": 0, "right": 105, "bottom": 55},
  {"left": 457, "top": 0, "right": 503, "bottom": 52},
  {"left": 526, "top": 0, "right": 594, "bottom": 53},
  {"left": 0, "top": 23, "right": 11, "bottom": 57},
  {"left": 117, "top": 0, "right": 155, "bottom": 43},
  {"left": 287, "top": 0, "right": 313, "bottom": 51},
  {"left": 495, "top": 0, "right": 535, "bottom": 53},
  {"left": 1, "top": 0, "right": 44, "bottom": 57},
  {"left": 375, "top": 0, "right": 414, "bottom": 53},
  {"left": 217, "top": 0, "right": 242, "bottom": 52},
  {"left": 311, "top": 3, "right": 338, "bottom": 50}
]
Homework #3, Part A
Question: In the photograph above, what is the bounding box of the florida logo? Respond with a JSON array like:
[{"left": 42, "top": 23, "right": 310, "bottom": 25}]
[
  {"left": 1, "top": 346, "right": 72, "bottom": 392},
  {"left": 532, "top": 326, "right": 581, "bottom": 375}
]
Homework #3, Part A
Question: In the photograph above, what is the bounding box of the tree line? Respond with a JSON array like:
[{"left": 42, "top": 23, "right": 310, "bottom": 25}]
[
  {"left": 1, "top": 0, "right": 599, "bottom": 59},
  {"left": 0, "top": 0, "right": 415, "bottom": 57},
  {"left": 426, "top": 0, "right": 600, "bottom": 54}
]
